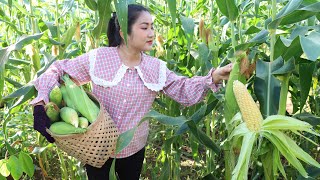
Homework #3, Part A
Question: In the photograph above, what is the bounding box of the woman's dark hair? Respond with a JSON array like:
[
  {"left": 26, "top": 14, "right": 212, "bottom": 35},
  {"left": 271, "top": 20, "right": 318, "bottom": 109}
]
[{"left": 107, "top": 4, "right": 149, "bottom": 47}]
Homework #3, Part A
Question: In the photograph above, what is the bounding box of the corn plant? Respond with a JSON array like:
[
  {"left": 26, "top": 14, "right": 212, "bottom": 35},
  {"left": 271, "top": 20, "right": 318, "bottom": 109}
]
[
  {"left": 1, "top": 0, "right": 320, "bottom": 179},
  {"left": 229, "top": 80, "right": 320, "bottom": 179}
]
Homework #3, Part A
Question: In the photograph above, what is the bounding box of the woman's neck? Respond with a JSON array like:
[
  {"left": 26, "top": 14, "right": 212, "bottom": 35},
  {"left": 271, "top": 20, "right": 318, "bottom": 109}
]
[{"left": 118, "top": 44, "right": 141, "bottom": 67}]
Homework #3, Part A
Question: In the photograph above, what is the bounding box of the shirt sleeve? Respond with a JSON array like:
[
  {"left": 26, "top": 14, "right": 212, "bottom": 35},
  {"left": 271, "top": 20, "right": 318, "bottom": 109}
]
[
  {"left": 161, "top": 68, "right": 221, "bottom": 107},
  {"left": 29, "top": 51, "right": 91, "bottom": 105}
]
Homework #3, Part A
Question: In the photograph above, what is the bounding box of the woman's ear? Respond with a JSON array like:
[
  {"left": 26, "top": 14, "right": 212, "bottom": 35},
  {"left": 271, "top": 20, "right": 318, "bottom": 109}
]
[{"left": 119, "top": 30, "right": 124, "bottom": 40}]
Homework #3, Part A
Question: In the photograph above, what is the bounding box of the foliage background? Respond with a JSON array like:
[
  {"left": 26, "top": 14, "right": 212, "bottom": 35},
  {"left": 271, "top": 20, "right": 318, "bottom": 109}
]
[{"left": 0, "top": 0, "right": 320, "bottom": 179}]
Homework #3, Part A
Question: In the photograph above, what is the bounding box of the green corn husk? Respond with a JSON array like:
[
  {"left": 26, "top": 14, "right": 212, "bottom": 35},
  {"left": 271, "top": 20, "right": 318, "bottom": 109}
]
[
  {"left": 60, "top": 85, "right": 76, "bottom": 109},
  {"left": 62, "top": 74, "right": 99, "bottom": 123},
  {"left": 50, "top": 121, "right": 86, "bottom": 135},
  {"left": 79, "top": 117, "right": 89, "bottom": 128},
  {"left": 60, "top": 107, "right": 79, "bottom": 128},
  {"left": 49, "top": 85, "right": 63, "bottom": 107},
  {"left": 45, "top": 102, "right": 60, "bottom": 122}
]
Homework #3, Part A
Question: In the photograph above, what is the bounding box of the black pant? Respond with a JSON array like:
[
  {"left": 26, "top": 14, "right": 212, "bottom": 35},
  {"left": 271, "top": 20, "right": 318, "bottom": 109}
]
[{"left": 85, "top": 148, "right": 145, "bottom": 180}]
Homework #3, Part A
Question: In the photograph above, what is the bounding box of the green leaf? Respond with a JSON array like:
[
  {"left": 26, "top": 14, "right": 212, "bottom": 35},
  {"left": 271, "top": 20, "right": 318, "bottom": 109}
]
[
  {"left": 114, "top": 0, "right": 128, "bottom": 44},
  {"left": 198, "top": 43, "right": 213, "bottom": 73},
  {"left": 180, "top": 15, "right": 194, "bottom": 48},
  {"left": 7, "top": 58, "right": 30, "bottom": 66},
  {"left": 176, "top": 104, "right": 207, "bottom": 135},
  {"left": 299, "top": 61, "right": 316, "bottom": 111},
  {"left": 300, "top": 32, "right": 320, "bottom": 61},
  {"left": 85, "top": 0, "right": 98, "bottom": 11},
  {"left": 167, "top": 0, "right": 176, "bottom": 28},
  {"left": 249, "top": 29, "right": 269, "bottom": 43},
  {"left": 109, "top": 159, "right": 117, "bottom": 180},
  {"left": 115, "top": 127, "right": 137, "bottom": 154},
  {"left": 12, "top": 1, "right": 32, "bottom": 16},
  {"left": 267, "top": 2, "right": 320, "bottom": 29},
  {"left": 0, "top": 33, "right": 43, "bottom": 78},
  {"left": 228, "top": 123, "right": 250, "bottom": 140},
  {"left": 44, "top": 22, "right": 58, "bottom": 38},
  {"left": 0, "top": 19, "right": 24, "bottom": 35},
  {"left": 142, "top": 110, "right": 187, "bottom": 126},
  {"left": 59, "top": 0, "right": 75, "bottom": 18},
  {"left": 293, "top": 112, "right": 320, "bottom": 126},
  {"left": 244, "top": 26, "right": 261, "bottom": 35},
  {"left": 261, "top": 145, "right": 274, "bottom": 179},
  {"left": 263, "top": 115, "right": 319, "bottom": 136},
  {"left": 0, "top": 159, "right": 9, "bottom": 177},
  {"left": 19, "top": 152, "right": 34, "bottom": 178},
  {"left": 5, "top": 141, "right": 16, "bottom": 156},
  {"left": 272, "top": 57, "right": 295, "bottom": 75},
  {"left": 0, "top": 174, "right": 6, "bottom": 180},
  {"left": 273, "top": 149, "right": 287, "bottom": 179},
  {"left": 61, "top": 23, "right": 78, "bottom": 48},
  {"left": 290, "top": 25, "right": 311, "bottom": 39},
  {"left": 3, "top": 84, "right": 34, "bottom": 101},
  {"left": 216, "top": 0, "right": 239, "bottom": 21},
  {"left": 7, "top": 155, "right": 23, "bottom": 180},
  {"left": 283, "top": 133, "right": 320, "bottom": 168},
  {"left": 93, "top": 0, "right": 112, "bottom": 40},
  {"left": 232, "top": 131, "right": 256, "bottom": 180},
  {"left": 297, "top": 166, "right": 320, "bottom": 180},
  {"left": 0, "top": 65, "right": 4, "bottom": 99},
  {"left": 159, "top": 158, "right": 170, "bottom": 180},
  {"left": 274, "top": 36, "right": 304, "bottom": 61},
  {"left": 4, "top": 73, "right": 24, "bottom": 87},
  {"left": 263, "top": 131, "right": 308, "bottom": 177},
  {"left": 9, "top": 85, "right": 36, "bottom": 110},
  {"left": 277, "top": 0, "right": 303, "bottom": 17},
  {"left": 187, "top": 120, "right": 220, "bottom": 154},
  {"left": 254, "top": 60, "right": 281, "bottom": 117}
]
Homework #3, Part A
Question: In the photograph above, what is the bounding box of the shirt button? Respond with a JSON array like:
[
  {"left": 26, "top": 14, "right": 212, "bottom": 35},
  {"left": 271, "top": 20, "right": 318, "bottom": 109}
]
[
  {"left": 123, "top": 99, "right": 127, "bottom": 103},
  {"left": 118, "top": 116, "right": 121, "bottom": 119},
  {"left": 128, "top": 69, "right": 132, "bottom": 73},
  {"left": 127, "top": 84, "right": 130, "bottom": 87}
]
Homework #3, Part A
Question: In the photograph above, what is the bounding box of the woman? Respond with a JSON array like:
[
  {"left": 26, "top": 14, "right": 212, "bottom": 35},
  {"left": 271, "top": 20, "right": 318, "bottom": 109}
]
[{"left": 32, "top": 4, "right": 232, "bottom": 180}]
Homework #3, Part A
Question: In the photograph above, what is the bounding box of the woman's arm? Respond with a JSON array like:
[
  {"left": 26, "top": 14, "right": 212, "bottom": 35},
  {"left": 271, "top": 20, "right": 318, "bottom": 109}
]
[
  {"left": 161, "top": 64, "right": 232, "bottom": 107},
  {"left": 30, "top": 50, "right": 93, "bottom": 105}
]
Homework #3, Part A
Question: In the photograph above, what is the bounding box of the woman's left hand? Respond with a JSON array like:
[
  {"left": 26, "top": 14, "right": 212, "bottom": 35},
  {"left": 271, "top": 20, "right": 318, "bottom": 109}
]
[{"left": 211, "top": 63, "right": 233, "bottom": 84}]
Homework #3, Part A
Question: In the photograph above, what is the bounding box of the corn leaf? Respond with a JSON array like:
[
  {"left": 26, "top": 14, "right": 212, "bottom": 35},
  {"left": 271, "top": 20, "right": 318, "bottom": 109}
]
[
  {"left": 228, "top": 123, "right": 250, "bottom": 140},
  {"left": 232, "top": 131, "right": 256, "bottom": 180},
  {"left": 229, "top": 112, "right": 242, "bottom": 126},
  {"left": 115, "top": 127, "right": 137, "bottom": 154},
  {"left": 283, "top": 134, "right": 320, "bottom": 168},
  {"left": 263, "top": 130, "right": 308, "bottom": 177},
  {"left": 292, "top": 130, "right": 318, "bottom": 146},
  {"left": 187, "top": 120, "right": 220, "bottom": 154},
  {"left": 109, "top": 159, "right": 117, "bottom": 180},
  {"left": 263, "top": 115, "right": 320, "bottom": 136},
  {"left": 142, "top": 110, "right": 187, "bottom": 126},
  {"left": 273, "top": 148, "right": 287, "bottom": 179}
]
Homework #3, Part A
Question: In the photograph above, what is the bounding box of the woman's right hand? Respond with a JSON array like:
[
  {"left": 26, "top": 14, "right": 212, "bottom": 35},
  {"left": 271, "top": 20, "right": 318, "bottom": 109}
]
[{"left": 33, "top": 104, "right": 55, "bottom": 143}]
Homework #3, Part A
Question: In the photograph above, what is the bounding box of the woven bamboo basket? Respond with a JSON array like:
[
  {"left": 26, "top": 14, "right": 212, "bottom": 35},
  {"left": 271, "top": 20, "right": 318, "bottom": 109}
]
[{"left": 46, "top": 93, "right": 119, "bottom": 168}]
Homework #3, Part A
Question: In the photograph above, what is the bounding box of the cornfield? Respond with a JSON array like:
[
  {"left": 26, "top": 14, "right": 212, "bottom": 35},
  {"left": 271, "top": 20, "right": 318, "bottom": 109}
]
[{"left": 1, "top": 0, "right": 320, "bottom": 179}]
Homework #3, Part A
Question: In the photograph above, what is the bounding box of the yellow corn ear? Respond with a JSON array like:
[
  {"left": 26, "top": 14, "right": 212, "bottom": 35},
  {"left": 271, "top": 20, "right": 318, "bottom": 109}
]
[{"left": 233, "top": 80, "right": 263, "bottom": 132}]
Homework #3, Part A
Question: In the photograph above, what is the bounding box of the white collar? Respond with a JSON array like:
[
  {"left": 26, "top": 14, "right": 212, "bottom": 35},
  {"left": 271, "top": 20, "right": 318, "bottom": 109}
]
[{"left": 89, "top": 48, "right": 167, "bottom": 92}]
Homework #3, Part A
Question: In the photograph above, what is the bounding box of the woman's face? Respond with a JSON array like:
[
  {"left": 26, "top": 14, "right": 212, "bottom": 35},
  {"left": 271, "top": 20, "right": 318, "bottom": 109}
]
[{"left": 126, "top": 11, "right": 154, "bottom": 52}]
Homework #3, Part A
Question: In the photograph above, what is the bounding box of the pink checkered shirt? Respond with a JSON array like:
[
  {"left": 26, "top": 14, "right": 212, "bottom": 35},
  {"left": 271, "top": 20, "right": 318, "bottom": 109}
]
[{"left": 30, "top": 47, "right": 220, "bottom": 158}]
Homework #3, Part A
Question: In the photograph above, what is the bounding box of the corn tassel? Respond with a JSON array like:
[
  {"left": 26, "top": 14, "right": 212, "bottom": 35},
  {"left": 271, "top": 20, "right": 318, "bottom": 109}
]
[{"left": 233, "top": 80, "right": 263, "bottom": 132}]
